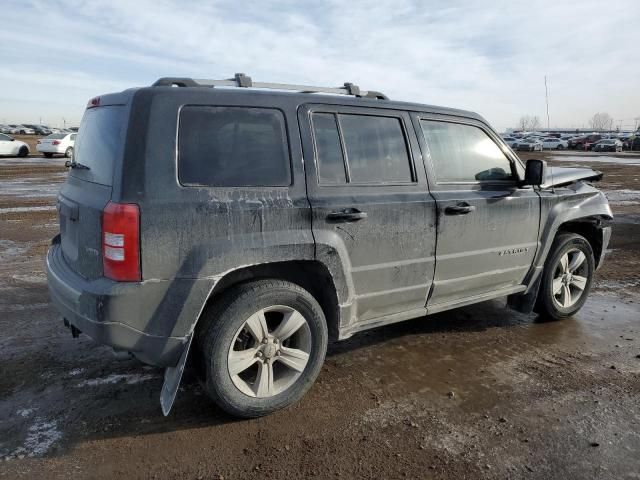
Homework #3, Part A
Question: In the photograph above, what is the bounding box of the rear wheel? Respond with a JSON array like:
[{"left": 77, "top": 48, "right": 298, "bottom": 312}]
[
  {"left": 65, "top": 147, "right": 73, "bottom": 159},
  {"left": 557, "top": 145, "right": 565, "bottom": 150},
  {"left": 198, "top": 279, "right": 328, "bottom": 418},
  {"left": 18, "top": 146, "right": 28, "bottom": 157},
  {"left": 536, "top": 233, "right": 594, "bottom": 320}
]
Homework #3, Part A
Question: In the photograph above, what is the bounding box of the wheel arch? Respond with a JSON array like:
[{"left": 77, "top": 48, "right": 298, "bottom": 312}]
[
  {"left": 195, "top": 260, "right": 341, "bottom": 342},
  {"left": 556, "top": 217, "right": 608, "bottom": 268}
]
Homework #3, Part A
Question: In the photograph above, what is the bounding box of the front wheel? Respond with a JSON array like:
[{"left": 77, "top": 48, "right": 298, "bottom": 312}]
[
  {"left": 197, "top": 279, "right": 328, "bottom": 418},
  {"left": 536, "top": 233, "right": 595, "bottom": 320}
]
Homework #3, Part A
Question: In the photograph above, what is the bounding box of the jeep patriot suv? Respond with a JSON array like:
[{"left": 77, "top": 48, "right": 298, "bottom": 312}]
[{"left": 47, "top": 74, "right": 612, "bottom": 417}]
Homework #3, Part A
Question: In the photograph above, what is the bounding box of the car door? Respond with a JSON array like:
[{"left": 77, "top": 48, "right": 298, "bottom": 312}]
[
  {"left": 299, "top": 104, "right": 436, "bottom": 327},
  {"left": 413, "top": 114, "right": 540, "bottom": 309},
  {"left": 0, "top": 134, "right": 12, "bottom": 154}
]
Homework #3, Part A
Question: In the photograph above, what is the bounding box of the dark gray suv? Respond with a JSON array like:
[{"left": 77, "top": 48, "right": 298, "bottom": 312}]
[{"left": 47, "top": 74, "right": 612, "bottom": 418}]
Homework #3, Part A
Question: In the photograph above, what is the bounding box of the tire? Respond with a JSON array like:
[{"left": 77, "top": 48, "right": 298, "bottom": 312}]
[
  {"left": 17, "top": 146, "right": 29, "bottom": 157},
  {"left": 557, "top": 145, "right": 565, "bottom": 150},
  {"left": 536, "top": 233, "right": 595, "bottom": 320},
  {"left": 197, "top": 279, "right": 328, "bottom": 418},
  {"left": 43, "top": 152, "right": 53, "bottom": 158},
  {"left": 65, "top": 147, "right": 73, "bottom": 159}
]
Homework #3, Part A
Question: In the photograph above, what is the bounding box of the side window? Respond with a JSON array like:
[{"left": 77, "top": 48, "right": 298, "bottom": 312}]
[
  {"left": 338, "top": 114, "right": 412, "bottom": 183},
  {"left": 178, "top": 106, "right": 290, "bottom": 187},
  {"left": 71, "top": 134, "right": 77, "bottom": 141},
  {"left": 311, "top": 113, "right": 346, "bottom": 184},
  {"left": 420, "top": 120, "right": 514, "bottom": 183},
  {"left": 0, "top": 134, "right": 9, "bottom": 141}
]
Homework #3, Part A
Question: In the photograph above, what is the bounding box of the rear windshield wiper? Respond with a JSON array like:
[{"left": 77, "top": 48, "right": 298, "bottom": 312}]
[{"left": 65, "top": 160, "right": 91, "bottom": 170}]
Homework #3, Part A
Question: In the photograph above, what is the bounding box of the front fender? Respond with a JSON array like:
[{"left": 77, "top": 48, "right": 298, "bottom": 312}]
[{"left": 531, "top": 182, "right": 612, "bottom": 280}]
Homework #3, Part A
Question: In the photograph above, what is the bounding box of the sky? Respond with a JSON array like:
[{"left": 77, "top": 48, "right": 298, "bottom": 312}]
[{"left": 1, "top": 0, "right": 638, "bottom": 131}]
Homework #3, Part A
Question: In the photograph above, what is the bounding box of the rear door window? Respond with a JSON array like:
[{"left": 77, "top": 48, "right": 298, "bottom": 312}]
[
  {"left": 71, "top": 106, "right": 126, "bottom": 186},
  {"left": 310, "top": 112, "right": 413, "bottom": 184},
  {"left": 339, "top": 114, "right": 412, "bottom": 183},
  {"left": 178, "top": 106, "right": 291, "bottom": 187},
  {"left": 311, "top": 113, "right": 347, "bottom": 184}
]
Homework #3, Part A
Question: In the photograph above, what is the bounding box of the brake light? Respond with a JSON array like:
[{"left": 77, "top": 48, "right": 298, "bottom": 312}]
[
  {"left": 102, "top": 201, "right": 141, "bottom": 281},
  {"left": 52, "top": 140, "right": 60, "bottom": 145}
]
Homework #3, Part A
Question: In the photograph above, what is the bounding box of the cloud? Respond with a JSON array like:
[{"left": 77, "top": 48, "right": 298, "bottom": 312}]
[{"left": 1, "top": 0, "right": 638, "bottom": 130}]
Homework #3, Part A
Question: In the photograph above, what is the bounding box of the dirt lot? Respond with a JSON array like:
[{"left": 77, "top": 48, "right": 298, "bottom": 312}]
[{"left": 0, "top": 152, "right": 639, "bottom": 479}]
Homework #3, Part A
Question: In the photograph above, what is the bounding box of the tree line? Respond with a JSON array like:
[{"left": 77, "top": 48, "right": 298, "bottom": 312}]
[{"left": 517, "top": 112, "right": 637, "bottom": 132}]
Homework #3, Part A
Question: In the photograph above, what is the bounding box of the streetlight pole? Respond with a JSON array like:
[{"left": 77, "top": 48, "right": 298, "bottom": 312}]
[{"left": 544, "top": 76, "right": 550, "bottom": 130}]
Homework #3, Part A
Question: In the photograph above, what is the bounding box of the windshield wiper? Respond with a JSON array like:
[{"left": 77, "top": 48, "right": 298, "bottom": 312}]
[{"left": 65, "top": 160, "right": 91, "bottom": 170}]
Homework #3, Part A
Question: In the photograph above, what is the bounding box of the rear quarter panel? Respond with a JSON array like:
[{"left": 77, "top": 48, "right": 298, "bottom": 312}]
[{"left": 118, "top": 89, "right": 314, "bottom": 338}]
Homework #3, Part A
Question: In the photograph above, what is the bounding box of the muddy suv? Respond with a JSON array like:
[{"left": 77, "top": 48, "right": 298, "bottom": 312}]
[{"left": 47, "top": 74, "right": 612, "bottom": 418}]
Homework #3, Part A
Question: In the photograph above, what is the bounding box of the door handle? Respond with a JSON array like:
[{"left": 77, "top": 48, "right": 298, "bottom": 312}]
[
  {"left": 444, "top": 203, "right": 476, "bottom": 215},
  {"left": 326, "top": 208, "right": 368, "bottom": 223}
]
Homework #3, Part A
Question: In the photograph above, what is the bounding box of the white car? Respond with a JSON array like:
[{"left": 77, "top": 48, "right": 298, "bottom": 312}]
[
  {"left": 0, "top": 133, "right": 30, "bottom": 157},
  {"left": 36, "top": 133, "right": 76, "bottom": 158},
  {"left": 541, "top": 138, "right": 568, "bottom": 150}
]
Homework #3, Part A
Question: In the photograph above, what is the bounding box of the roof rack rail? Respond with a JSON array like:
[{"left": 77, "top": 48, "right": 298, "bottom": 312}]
[{"left": 151, "top": 73, "right": 388, "bottom": 100}]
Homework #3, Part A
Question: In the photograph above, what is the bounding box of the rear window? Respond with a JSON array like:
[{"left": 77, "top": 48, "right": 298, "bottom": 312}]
[
  {"left": 71, "top": 106, "right": 126, "bottom": 186},
  {"left": 46, "top": 133, "right": 66, "bottom": 139},
  {"left": 178, "top": 106, "right": 290, "bottom": 187}
]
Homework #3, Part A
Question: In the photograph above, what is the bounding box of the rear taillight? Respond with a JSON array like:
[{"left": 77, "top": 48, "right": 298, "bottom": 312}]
[
  {"left": 52, "top": 140, "right": 60, "bottom": 145},
  {"left": 102, "top": 201, "right": 141, "bottom": 281}
]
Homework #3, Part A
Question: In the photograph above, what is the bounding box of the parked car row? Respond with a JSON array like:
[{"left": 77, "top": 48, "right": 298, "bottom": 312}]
[
  {"left": 0, "top": 123, "right": 78, "bottom": 135},
  {"left": 502, "top": 131, "right": 637, "bottom": 152}
]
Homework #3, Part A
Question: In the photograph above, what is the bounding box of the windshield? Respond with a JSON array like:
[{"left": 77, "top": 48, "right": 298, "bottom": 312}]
[{"left": 70, "top": 106, "right": 126, "bottom": 186}]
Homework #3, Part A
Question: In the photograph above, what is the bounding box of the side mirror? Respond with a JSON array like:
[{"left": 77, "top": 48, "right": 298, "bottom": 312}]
[{"left": 523, "top": 159, "right": 546, "bottom": 186}]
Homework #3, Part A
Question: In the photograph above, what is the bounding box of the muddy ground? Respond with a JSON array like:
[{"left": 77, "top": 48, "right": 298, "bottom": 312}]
[{"left": 0, "top": 152, "right": 639, "bottom": 479}]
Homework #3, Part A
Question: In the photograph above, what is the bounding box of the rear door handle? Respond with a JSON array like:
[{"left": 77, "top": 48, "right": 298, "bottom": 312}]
[
  {"left": 444, "top": 203, "right": 476, "bottom": 215},
  {"left": 326, "top": 208, "right": 368, "bottom": 223}
]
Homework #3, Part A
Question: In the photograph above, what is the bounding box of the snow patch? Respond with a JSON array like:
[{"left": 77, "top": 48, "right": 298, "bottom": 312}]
[
  {"left": 11, "top": 418, "right": 62, "bottom": 457},
  {"left": 604, "top": 189, "right": 640, "bottom": 206},
  {"left": 76, "top": 373, "right": 158, "bottom": 387},
  {"left": 68, "top": 368, "right": 85, "bottom": 377},
  {"left": 17, "top": 408, "right": 35, "bottom": 418},
  {"left": 0, "top": 205, "right": 56, "bottom": 213},
  {"left": 0, "top": 302, "right": 49, "bottom": 313},
  {"left": 12, "top": 273, "right": 47, "bottom": 284},
  {"left": 550, "top": 155, "right": 640, "bottom": 166}
]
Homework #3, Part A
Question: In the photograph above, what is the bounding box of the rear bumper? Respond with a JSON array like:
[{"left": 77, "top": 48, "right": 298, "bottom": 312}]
[
  {"left": 46, "top": 242, "right": 187, "bottom": 367},
  {"left": 36, "top": 145, "right": 65, "bottom": 153}
]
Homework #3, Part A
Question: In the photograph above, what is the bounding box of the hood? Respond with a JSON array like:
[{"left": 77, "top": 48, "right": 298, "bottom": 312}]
[{"left": 542, "top": 166, "right": 603, "bottom": 188}]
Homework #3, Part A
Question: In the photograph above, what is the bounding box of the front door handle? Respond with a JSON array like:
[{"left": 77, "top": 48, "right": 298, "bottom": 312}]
[
  {"left": 444, "top": 203, "right": 476, "bottom": 215},
  {"left": 327, "top": 208, "right": 368, "bottom": 223}
]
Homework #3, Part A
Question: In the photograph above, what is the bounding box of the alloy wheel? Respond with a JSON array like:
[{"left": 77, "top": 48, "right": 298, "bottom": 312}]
[
  {"left": 227, "top": 305, "right": 312, "bottom": 398},
  {"left": 552, "top": 248, "right": 589, "bottom": 308}
]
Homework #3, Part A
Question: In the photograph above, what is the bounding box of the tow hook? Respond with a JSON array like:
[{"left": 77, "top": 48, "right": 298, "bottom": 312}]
[{"left": 63, "top": 318, "right": 82, "bottom": 338}]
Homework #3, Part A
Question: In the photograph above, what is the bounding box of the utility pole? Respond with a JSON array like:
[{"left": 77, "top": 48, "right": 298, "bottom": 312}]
[{"left": 544, "top": 76, "right": 550, "bottom": 130}]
